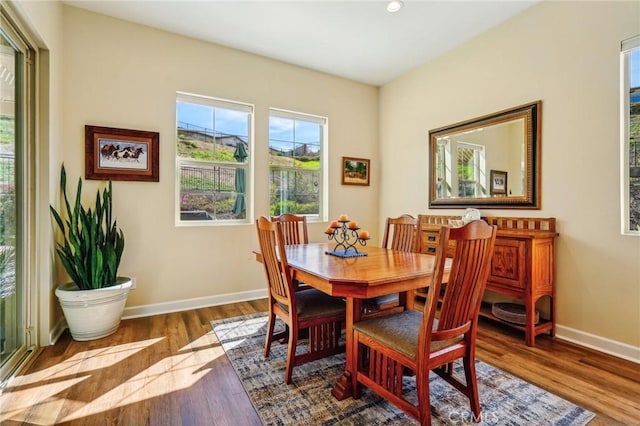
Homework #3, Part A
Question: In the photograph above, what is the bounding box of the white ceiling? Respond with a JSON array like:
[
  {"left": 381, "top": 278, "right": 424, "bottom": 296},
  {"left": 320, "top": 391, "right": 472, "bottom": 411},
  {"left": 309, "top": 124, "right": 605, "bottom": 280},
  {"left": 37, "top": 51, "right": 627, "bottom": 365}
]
[{"left": 64, "top": 1, "right": 538, "bottom": 86}]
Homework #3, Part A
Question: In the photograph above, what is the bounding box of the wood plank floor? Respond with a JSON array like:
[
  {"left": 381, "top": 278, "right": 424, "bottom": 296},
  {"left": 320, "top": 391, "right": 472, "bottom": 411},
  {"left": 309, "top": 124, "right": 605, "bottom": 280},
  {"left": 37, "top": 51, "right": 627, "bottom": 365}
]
[{"left": 2, "top": 299, "right": 639, "bottom": 425}]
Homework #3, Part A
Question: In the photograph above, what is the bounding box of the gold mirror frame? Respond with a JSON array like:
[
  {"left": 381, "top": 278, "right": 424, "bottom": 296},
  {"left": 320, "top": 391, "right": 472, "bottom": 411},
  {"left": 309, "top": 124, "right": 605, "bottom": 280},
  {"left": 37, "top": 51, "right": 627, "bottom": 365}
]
[{"left": 428, "top": 101, "right": 541, "bottom": 209}]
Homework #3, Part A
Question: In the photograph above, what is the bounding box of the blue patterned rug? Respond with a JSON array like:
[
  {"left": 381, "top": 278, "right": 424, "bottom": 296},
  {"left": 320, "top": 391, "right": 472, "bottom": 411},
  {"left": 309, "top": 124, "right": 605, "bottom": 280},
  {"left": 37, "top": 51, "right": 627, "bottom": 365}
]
[{"left": 211, "top": 313, "right": 594, "bottom": 426}]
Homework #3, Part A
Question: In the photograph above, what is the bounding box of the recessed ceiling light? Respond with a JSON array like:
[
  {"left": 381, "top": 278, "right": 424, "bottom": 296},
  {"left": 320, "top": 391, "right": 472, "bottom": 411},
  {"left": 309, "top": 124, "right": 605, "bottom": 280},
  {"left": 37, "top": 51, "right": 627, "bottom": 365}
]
[{"left": 387, "top": 0, "right": 404, "bottom": 13}]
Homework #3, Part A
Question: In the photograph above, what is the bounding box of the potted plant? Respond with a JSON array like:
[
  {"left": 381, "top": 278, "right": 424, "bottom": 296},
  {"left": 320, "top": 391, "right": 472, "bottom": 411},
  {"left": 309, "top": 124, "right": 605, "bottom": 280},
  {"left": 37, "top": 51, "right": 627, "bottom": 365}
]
[{"left": 51, "top": 164, "right": 131, "bottom": 341}]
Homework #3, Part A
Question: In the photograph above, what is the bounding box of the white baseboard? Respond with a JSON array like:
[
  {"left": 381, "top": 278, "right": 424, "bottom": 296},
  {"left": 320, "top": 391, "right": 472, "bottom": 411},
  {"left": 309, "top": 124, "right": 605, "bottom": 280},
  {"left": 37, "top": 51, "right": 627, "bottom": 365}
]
[
  {"left": 122, "top": 288, "right": 268, "bottom": 319},
  {"left": 555, "top": 324, "right": 640, "bottom": 364},
  {"left": 49, "top": 317, "right": 67, "bottom": 345}
]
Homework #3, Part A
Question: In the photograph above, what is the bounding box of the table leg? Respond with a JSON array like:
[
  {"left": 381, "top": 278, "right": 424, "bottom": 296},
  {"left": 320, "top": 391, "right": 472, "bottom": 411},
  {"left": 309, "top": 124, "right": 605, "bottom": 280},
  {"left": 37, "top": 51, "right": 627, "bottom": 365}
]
[
  {"left": 401, "top": 289, "right": 416, "bottom": 310},
  {"left": 331, "top": 297, "right": 361, "bottom": 400}
]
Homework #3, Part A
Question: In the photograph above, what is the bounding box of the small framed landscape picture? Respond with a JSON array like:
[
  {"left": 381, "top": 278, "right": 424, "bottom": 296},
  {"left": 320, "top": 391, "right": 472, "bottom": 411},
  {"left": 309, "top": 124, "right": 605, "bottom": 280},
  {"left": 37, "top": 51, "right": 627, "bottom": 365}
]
[
  {"left": 85, "top": 125, "right": 160, "bottom": 182},
  {"left": 342, "top": 157, "right": 370, "bottom": 186},
  {"left": 490, "top": 169, "right": 507, "bottom": 195}
]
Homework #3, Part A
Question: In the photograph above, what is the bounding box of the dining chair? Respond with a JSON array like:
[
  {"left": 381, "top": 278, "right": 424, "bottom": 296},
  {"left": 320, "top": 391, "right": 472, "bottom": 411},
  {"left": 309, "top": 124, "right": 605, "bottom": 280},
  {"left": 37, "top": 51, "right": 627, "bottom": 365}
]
[
  {"left": 255, "top": 216, "right": 346, "bottom": 384},
  {"left": 382, "top": 214, "right": 419, "bottom": 252},
  {"left": 271, "top": 213, "right": 310, "bottom": 290},
  {"left": 351, "top": 220, "right": 497, "bottom": 425},
  {"left": 362, "top": 214, "right": 418, "bottom": 317},
  {"left": 271, "top": 213, "right": 309, "bottom": 245}
]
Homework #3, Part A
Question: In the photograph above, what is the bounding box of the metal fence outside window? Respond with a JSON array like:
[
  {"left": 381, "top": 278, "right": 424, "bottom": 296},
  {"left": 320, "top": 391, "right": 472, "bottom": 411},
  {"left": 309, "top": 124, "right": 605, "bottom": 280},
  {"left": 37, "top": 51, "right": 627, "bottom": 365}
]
[
  {"left": 0, "top": 153, "right": 14, "bottom": 187},
  {"left": 180, "top": 165, "right": 237, "bottom": 193}
]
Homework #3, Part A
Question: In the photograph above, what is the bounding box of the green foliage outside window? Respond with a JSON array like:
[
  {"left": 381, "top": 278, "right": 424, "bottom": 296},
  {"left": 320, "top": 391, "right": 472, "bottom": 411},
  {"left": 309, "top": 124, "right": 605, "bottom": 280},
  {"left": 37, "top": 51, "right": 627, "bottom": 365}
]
[
  {"left": 0, "top": 187, "right": 14, "bottom": 246},
  {"left": 181, "top": 193, "right": 236, "bottom": 218},
  {"left": 177, "top": 131, "right": 237, "bottom": 162},
  {"left": 0, "top": 116, "right": 14, "bottom": 144}
]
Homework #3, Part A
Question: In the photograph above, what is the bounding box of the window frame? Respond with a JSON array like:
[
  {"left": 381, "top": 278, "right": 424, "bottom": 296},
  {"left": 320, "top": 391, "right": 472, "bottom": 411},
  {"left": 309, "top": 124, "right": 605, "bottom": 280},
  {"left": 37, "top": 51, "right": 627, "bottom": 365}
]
[
  {"left": 621, "top": 35, "right": 640, "bottom": 236},
  {"left": 175, "top": 92, "right": 254, "bottom": 226},
  {"left": 268, "top": 108, "right": 328, "bottom": 222}
]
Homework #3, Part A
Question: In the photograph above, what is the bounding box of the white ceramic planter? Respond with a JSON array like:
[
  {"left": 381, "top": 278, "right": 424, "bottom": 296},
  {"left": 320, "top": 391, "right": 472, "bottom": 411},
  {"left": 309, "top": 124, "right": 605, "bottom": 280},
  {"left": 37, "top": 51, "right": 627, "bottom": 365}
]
[{"left": 55, "top": 277, "right": 132, "bottom": 341}]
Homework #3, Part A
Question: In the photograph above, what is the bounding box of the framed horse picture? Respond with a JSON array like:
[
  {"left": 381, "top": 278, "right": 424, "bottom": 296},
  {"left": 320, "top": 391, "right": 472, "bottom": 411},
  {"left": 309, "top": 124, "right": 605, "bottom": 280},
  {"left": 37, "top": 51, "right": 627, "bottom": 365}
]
[{"left": 85, "top": 125, "right": 160, "bottom": 182}]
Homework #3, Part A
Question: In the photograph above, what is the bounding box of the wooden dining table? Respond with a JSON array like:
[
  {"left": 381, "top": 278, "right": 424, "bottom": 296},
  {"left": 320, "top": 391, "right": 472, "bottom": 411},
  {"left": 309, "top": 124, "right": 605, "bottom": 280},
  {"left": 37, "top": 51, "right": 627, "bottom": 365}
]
[{"left": 254, "top": 242, "right": 448, "bottom": 400}]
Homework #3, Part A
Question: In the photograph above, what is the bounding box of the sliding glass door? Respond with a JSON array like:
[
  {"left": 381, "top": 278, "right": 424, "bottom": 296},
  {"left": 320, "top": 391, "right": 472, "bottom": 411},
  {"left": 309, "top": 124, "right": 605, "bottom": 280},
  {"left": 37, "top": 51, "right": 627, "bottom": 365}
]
[{"left": 0, "top": 9, "right": 32, "bottom": 383}]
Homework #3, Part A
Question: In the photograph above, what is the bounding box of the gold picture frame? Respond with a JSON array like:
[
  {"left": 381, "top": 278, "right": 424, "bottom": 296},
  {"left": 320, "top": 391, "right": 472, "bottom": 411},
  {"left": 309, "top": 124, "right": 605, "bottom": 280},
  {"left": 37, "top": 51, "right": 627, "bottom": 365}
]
[{"left": 342, "top": 157, "right": 370, "bottom": 186}]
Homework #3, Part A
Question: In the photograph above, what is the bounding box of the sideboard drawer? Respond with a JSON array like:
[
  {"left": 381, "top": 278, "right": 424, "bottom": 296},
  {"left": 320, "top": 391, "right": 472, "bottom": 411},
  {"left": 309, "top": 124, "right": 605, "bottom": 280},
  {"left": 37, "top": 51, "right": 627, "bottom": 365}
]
[
  {"left": 419, "top": 228, "right": 456, "bottom": 257},
  {"left": 420, "top": 230, "right": 440, "bottom": 254}
]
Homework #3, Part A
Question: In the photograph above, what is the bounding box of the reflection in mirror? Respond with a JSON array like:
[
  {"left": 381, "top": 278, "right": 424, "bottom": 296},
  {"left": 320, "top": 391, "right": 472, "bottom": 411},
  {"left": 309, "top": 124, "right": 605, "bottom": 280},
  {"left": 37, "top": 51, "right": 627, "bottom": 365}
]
[{"left": 429, "top": 101, "right": 541, "bottom": 209}]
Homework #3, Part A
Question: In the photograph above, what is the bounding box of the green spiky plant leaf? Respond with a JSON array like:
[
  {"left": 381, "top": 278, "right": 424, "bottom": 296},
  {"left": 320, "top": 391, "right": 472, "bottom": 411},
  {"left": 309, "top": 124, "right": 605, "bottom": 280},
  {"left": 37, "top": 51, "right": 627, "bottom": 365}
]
[{"left": 50, "top": 164, "right": 125, "bottom": 290}]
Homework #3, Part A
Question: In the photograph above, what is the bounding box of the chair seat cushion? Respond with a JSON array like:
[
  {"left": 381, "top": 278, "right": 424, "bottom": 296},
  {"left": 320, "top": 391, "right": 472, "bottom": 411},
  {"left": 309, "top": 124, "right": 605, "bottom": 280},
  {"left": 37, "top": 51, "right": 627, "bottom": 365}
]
[
  {"left": 279, "top": 289, "right": 345, "bottom": 321},
  {"left": 354, "top": 311, "right": 461, "bottom": 359},
  {"left": 354, "top": 310, "right": 422, "bottom": 358}
]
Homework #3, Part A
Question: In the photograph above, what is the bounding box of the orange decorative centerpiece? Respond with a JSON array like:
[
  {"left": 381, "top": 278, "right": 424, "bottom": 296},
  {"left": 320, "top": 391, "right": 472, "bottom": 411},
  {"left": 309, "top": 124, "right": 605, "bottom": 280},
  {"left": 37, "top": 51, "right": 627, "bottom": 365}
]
[{"left": 325, "top": 216, "right": 370, "bottom": 258}]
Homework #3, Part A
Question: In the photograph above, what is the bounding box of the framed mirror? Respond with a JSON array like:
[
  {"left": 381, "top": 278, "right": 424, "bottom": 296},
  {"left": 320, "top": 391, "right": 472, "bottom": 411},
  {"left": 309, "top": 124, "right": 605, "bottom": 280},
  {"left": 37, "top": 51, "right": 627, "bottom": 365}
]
[{"left": 429, "top": 101, "right": 541, "bottom": 209}]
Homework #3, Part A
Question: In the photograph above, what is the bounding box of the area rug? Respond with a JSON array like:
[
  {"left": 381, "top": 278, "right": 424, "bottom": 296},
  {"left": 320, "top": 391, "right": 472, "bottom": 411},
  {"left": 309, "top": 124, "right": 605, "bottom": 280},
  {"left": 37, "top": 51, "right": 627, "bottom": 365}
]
[{"left": 211, "top": 313, "right": 595, "bottom": 425}]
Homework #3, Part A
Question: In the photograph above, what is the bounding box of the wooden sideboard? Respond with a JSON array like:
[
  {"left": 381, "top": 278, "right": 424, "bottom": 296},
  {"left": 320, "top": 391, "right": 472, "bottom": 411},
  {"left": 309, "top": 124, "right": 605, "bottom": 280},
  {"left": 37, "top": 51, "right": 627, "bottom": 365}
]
[{"left": 416, "top": 214, "right": 558, "bottom": 346}]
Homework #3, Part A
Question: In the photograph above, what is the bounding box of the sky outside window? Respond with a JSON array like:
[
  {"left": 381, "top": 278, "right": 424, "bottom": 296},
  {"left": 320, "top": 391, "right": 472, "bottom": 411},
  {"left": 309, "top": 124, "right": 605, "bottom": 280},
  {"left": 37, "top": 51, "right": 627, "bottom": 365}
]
[
  {"left": 178, "top": 103, "right": 318, "bottom": 143},
  {"left": 177, "top": 102, "right": 249, "bottom": 140}
]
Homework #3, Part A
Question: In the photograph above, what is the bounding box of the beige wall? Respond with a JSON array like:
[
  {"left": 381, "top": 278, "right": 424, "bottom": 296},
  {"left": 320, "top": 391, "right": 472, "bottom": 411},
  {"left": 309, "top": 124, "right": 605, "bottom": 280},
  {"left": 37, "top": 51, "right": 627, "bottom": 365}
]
[
  {"left": 380, "top": 1, "right": 640, "bottom": 347},
  {"left": 60, "top": 6, "right": 379, "bottom": 309}
]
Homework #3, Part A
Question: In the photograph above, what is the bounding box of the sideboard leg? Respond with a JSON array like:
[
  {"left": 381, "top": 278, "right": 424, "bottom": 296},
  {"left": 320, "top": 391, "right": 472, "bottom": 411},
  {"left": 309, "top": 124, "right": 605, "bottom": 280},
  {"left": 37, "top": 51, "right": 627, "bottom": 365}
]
[{"left": 525, "top": 299, "right": 536, "bottom": 347}]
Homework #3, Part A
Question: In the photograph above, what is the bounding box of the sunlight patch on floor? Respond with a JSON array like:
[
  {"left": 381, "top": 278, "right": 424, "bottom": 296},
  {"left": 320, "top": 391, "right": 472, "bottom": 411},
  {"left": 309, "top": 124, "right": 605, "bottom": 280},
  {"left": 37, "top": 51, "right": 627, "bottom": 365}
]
[
  {"left": 12, "top": 338, "right": 164, "bottom": 386},
  {"left": 1, "top": 337, "right": 165, "bottom": 424},
  {"left": 179, "top": 330, "right": 219, "bottom": 351},
  {"left": 2, "top": 330, "right": 233, "bottom": 424},
  {"left": 212, "top": 317, "right": 265, "bottom": 350},
  {"left": 0, "top": 376, "right": 88, "bottom": 424},
  {"left": 59, "top": 345, "right": 226, "bottom": 421}
]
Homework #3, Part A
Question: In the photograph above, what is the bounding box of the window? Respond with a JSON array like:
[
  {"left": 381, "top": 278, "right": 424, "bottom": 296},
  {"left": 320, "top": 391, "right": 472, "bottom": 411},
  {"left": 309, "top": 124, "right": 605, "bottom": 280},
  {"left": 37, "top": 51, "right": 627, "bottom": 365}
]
[
  {"left": 176, "top": 93, "right": 252, "bottom": 224},
  {"left": 434, "top": 138, "right": 487, "bottom": 199},
  {"left": 269, "top": 109, "right": 327, "bottom": 219},
  {"left": 457, "top": 142, "right": 486, "bottom": 198},
  {"left": 622, "top": 35, "right": 640, "bottom": 235}
]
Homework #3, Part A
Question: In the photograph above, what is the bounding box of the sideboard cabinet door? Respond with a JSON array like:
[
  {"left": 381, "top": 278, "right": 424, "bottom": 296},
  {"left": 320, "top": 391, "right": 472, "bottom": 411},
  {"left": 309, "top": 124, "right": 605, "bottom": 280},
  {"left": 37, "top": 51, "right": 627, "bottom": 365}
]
[{"left": 488, "top": 238, "right": 527, "bottom": 292}]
